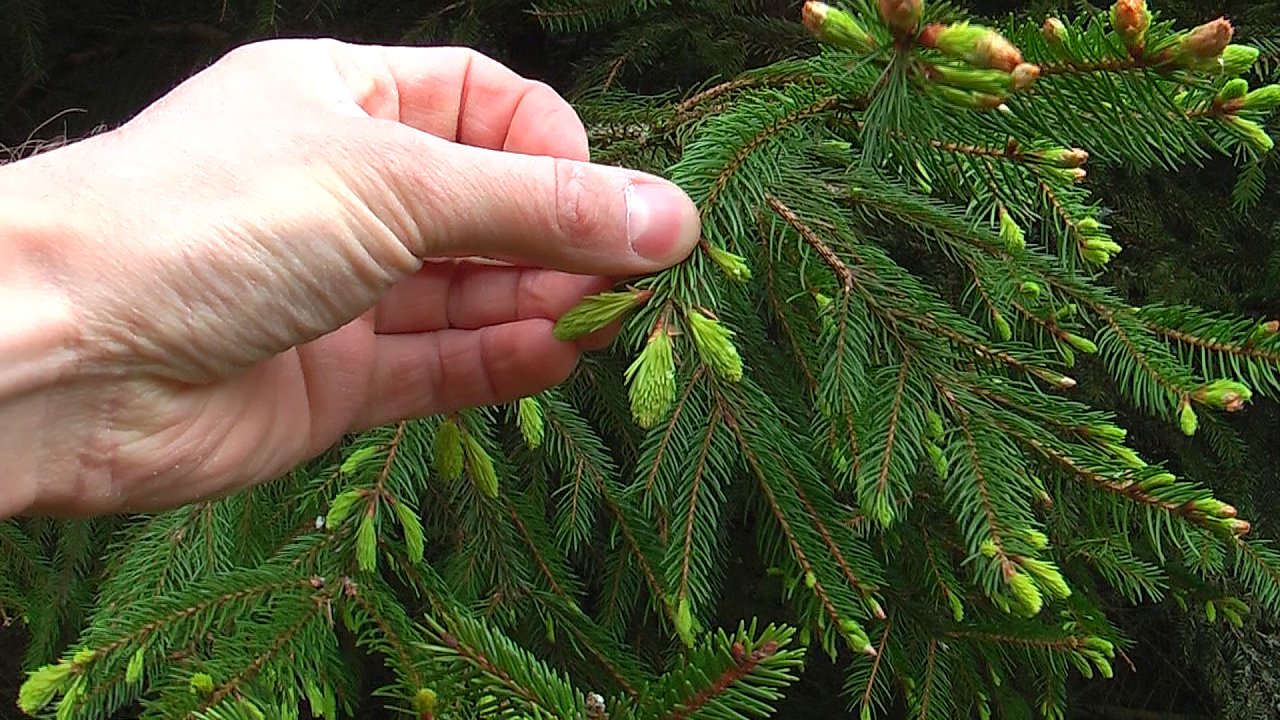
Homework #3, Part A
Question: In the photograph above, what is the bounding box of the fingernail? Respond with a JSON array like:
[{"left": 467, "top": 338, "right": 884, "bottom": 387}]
[{"left": 626, "top": 181, "right": 698, "bottom": 263}]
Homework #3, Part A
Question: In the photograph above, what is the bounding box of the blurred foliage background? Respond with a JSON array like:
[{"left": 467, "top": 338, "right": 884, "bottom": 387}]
[{"left": 2, "top": 1, "right": 1279, "bottom": 717}]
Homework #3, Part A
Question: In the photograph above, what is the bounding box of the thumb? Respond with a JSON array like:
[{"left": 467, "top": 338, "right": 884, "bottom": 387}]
[{"left": 383, "top": 128, "right": 702, "bottom": 275}]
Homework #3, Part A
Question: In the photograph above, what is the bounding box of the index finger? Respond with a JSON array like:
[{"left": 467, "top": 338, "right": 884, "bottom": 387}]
[{"left": 333, "top": 43, "right": 590, "bottom": 161}]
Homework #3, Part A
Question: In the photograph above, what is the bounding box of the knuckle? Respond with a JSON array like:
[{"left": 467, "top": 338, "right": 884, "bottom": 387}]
[
  {"left": 516, "top": 268, "right": 556, "bottom": 318},
  {"left": 524, "top": 78, "right": 558, "bottom": 99},
  {"left": 550, "top": 157, "right": 603, "bottom": 242}
]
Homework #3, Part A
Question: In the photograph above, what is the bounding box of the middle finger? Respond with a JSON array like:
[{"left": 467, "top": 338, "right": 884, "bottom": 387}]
[{"left": 373, "top": 260, "right": 614, "bottom": 334}]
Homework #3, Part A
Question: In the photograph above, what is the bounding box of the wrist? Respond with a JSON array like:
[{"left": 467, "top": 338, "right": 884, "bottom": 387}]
[{"left": 0, "top": 153, "right": 90, "bottom": 519}]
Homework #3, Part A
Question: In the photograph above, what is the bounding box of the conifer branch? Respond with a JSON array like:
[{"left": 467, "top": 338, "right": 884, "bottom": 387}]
[
  {"left": 190, "top": 602, "right": 324, "bottom": 717},
  {"left": 671, "top": 73, "right": 811, "bottom": 126},
  {"left": 912, "top": 313, "right": 1073, "bottom": 389},
  {"left": 661, "top": 638, "right": 783, "bottom": 720},
  {"left": 942, "top": 388, "right": 1011, "bottom": 566},
  {"left": 529, "top": 590, "right": 649, "bottom": 699},
  {"left": 503, "top": 498, "right": 570, "bottom": 599},
  {"left": 765, "top": 193, "right": 854, "bottom": 292},
  {"left": 1095, "top": 308, "right": 1198, "bottom": 406},
  {"left": 94, "top": 577, "right": 315, "bottom": 658},
  {"left": 762, "top": 260, "right": 819, "bottom": 394},
  {"left": 944, "top": 629, "right": 1095, "bottom": 651},
  {"left": 788, "top": 469, "right": 880, "bottom": 599},
  {"left": 918, "top": 638, "right": 939, "bottom": 720},
  {"left": 860, "top": 622, "right": 891, "bottom": 711},
  {"left": 345, "top": 587, "right": 427, "bottom": 691},
  {"left": 742, "top": 437, "right": 847, "bottom": 633},
  {"left": 374, "top": 421, "right": 407, "bottom": 499},
  {"left": 423, "top": 612, "right": 584, "bottom": 717},
  {"left": 1146, "top": 322, "right": 1280, "bottom": 363},
  {"left": 732, "top": 414, "right": 877, "bottom": 656},
  {"left": 701, "top": 95, "right": 840, "bottom": 211},
  {"left": 872, "top": 363, "right": 911, "bottom": 503},
  {"left": 639, "top": 368, "right": 702, "bottom": 505},
  {"left": 676, "top": 408, "right": 722, "bottom": 607},
  {"left": 591, "top": 468, "right": 674, "bottom": 627}
]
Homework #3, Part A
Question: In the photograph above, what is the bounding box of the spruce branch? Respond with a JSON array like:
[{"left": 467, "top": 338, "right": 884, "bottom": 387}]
[
  {"left": 420, "top": 611, "right": 585, "bottom": 718},
  {"left": 618, "top": 621, "right": 805, "bottom": 720},
  {"left": 526, "top": 590, "right": 654, "bottom": 699}
]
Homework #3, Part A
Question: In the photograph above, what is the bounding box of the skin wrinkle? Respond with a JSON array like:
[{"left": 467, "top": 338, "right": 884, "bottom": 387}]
[
  {"left": 121, "top": 367, "right": 298, "bottom": 501},
  {"left": 552, "top": 156, "right": 603, "bottom": 255},
  {"left": 477, "top": 328, "right": 506, "bottom": 404},
  {"left": 504, "top": 83, "right": 538, "bottom": 152},
  {"left": 443, "top": 261, "right": 466, "bottom": 330},
  {"left": 513, "top": 266, "right": 528, "bottom": 323},
  {"left": 341, "top": 127, "right": 437, "bottom": 271},
  {"left": 346, "top": 45, "right": 402, "bottom": 121},
  {"left": 61, "top": 380, "right": 132, "bottom": 515},
  {"left": 455, "top": 50, "right": 475, "bottom": 144},
  {"left": 364, "top": 128, "right": 470, "bottom": 261},
  {"left": 291, "top": 342, "right": 326, "bottom": 459}
]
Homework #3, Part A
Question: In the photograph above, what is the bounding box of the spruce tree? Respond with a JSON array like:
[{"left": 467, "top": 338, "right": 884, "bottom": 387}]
[{"left": 4, "top": 1, "right": 1280, "bottom": 718}]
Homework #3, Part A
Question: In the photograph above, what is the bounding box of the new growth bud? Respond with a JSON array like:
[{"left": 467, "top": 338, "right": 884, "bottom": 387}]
[
  {"left": 553, "top": 289, "right": 653, "bottom": 341},
  {"left": 1032, "top": 367, "right": 1077, "bottom": 389},
  {"left": 1242, "top": 85, "right": 1280, "bottom": 113},
  {"left": 1007, "top": 570, "right": 1044, "bottom": 616},
  {"left": 992, "top": 309, "right": 1012, "bottom": 342},
  {"left": 517, "top": 396, "right": 544, "bottom": 449},
  {"left": 926, "top": 441, "right": 948, "bottom": 478},
  {"left": 925, "top": 409, "right": 944, "bottom": 438},
  {"left": 931, "top": 84, "right": 1005, "bottom": 111},
  {"left": 1194, "top": 379, "right": 1253, "bottom": 412},
  {"left": 17, "top": 661, "right": 74, "bottom": 714},
  {"left": 1189, "top": 497, "right": 1237, "bottom": 519},
  {"left": 1138, "top": 471, "right": 1176, "bottom": 491},
  {"left": 1216, "top": 78, "right": 1249, "bottom": 105},
  {"left": 1246, "top": 319, "right": 1279, "bottom": 346},
  {"left": 1220, "top": 44, "right": 1260, "bottom": 76},
  {"left": 686, "top": 308, "right": 745, "bottom": 382},
  {"left": 802, "top": 1, "right": 876, "bottom": 53},
  {"left": 1036, "top": 147, "right": 1089, "bottom": 168},
  {"left": 839, "top": 618, "right": 876, "bottom": 656},
  {"left": 921, "top": 22, "right": 1025, "bottom": 72},
  {"left": 709, "top": 245, "right": 752, "bottom": 282},
  {"left": 432, "top": 419, "right": 465, "bottom": 481},
  {"left": 412, "top": 688, "right": 438, "bottom": 715},
  {"left": 1076, "top": 216, "right": 1121, "bottom": 265},
  {"left": 928, "top": 63, "right": 1013, "bottom": 95},
  {"left": 625, "top": 321, "right": 677, "bottom": 428},
  {"left": 190, "top": 673, "right": 215, "bottom": 695},
  {"left": 1224, "top": 116, "right": 1275, "bottom": 154},
  {"left": 878, "top": 0, "right": 922, "bottom": 35},
  {"left": 1011, "top": 63, "right": 1040, "bottom": 90},
  {"left": 1177, "top": 18, "right": 1233, "bottom": 64},
  {"left": 674, "top": 595, "right": 694, "bottom": 645},
  {"left": 1089, "top": 423, "right": 1127, "bottom": 443},
  {"left": 1110, "top": 0, "right": 1150, "bottom": 53},
  {"left": 1062, "top": 332, "right": 1098, "bottom": 354},
  {"left": 1022, "top": 529, "right": 1049, "bottom": 550},
  {"left": 1110, "top": 445, "right": 1146, "bottom": 469},
  {"left": 1019, "top": 557, "right": 1072, "bottom": 600},
  {"left": 1178, "top": 399, "right": 1198, "bottom": 436},
  {"left": 462, "top": 429, "right": 500, "bottom": 498},
  {"left": 1042, "top": 18, "right": 1067, "bottom": 48}
]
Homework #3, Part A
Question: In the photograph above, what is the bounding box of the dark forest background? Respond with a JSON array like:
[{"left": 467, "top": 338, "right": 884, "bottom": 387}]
[{"left": 2, "top": 1, "right": 1279, "bottom": 718}]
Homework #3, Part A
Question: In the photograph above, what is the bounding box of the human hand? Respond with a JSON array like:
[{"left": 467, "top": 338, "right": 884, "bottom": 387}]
[{"left": 0, "top": 39, "right": 700, "bottom": 518}]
